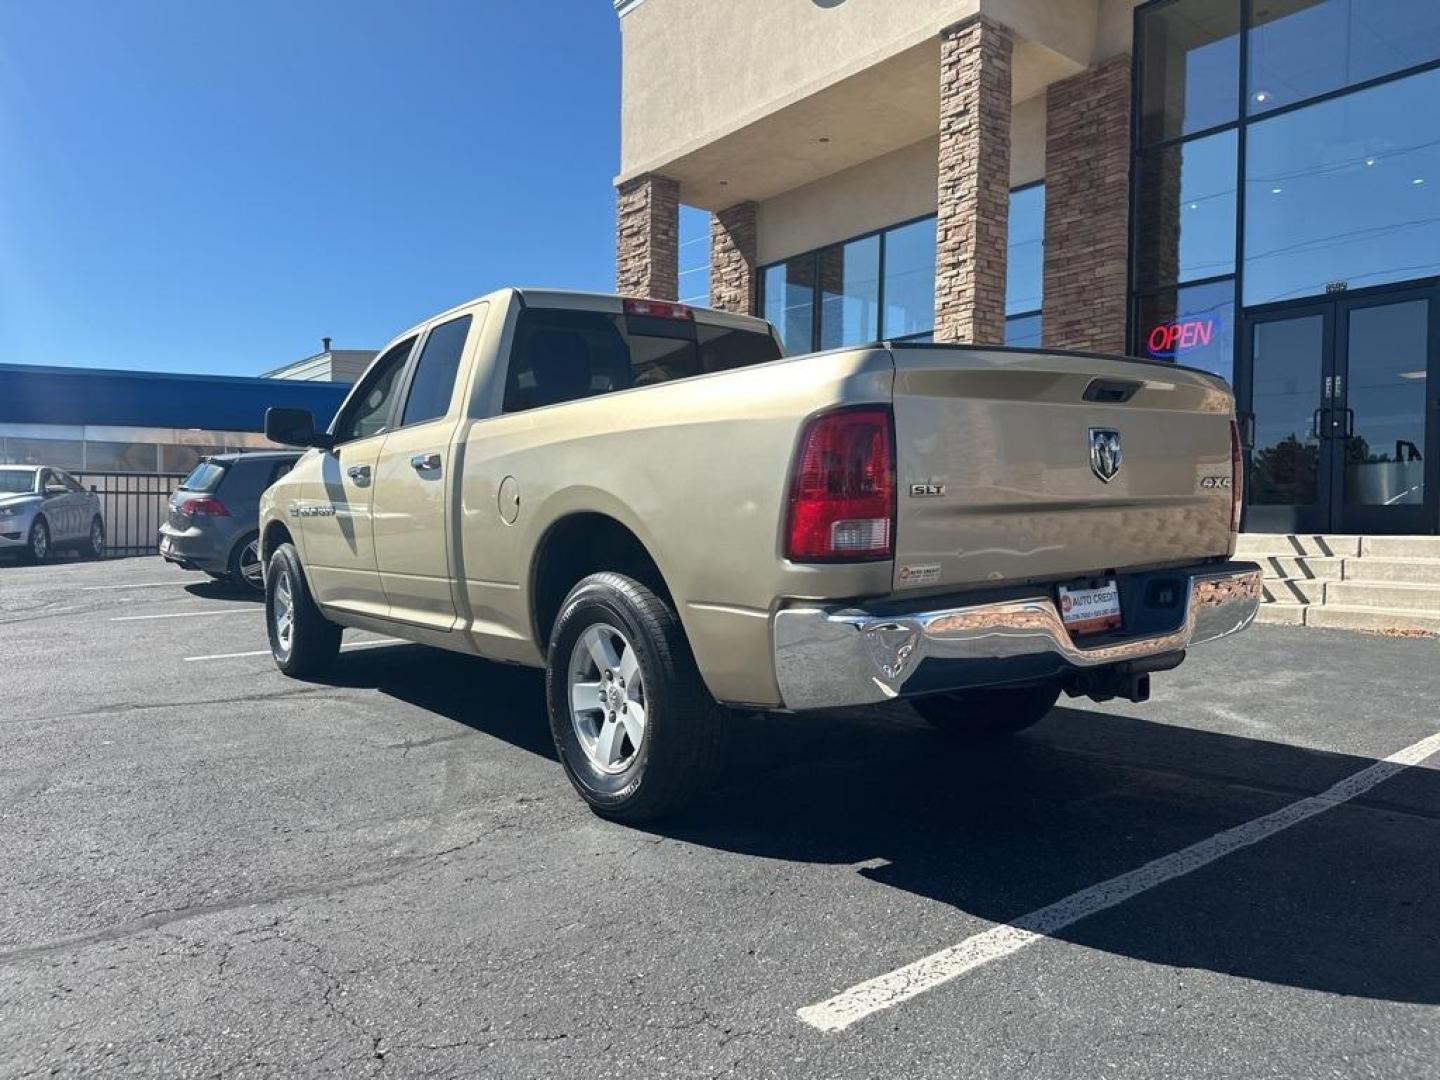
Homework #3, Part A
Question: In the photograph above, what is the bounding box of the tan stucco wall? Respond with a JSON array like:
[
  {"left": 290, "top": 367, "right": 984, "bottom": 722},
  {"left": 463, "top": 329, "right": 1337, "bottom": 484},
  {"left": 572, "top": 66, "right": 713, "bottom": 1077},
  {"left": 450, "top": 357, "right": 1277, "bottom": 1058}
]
[
  {"left": 753, "top": 93, "right": 1045, "bottom": 265},
  {"left": 618, "top": 0, "right": 1135, "bottom": 183}
]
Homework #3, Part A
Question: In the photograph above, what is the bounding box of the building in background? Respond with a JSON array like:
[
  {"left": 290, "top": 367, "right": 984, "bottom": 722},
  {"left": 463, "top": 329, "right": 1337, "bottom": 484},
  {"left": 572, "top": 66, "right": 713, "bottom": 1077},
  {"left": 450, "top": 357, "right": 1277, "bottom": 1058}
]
[
  {"left": 264, "top": 337, "right": 377, "bottom": 383},
  {"left": 614, "top": 0, "right": 1440, "bottom": 536},
  {"left": 0, "top": 363, "right": 349, "bottom": 477}
]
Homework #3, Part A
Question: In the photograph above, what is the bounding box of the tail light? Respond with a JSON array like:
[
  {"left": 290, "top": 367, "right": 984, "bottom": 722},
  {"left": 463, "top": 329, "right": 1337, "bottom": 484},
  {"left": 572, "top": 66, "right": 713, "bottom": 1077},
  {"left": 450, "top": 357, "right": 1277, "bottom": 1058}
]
[
  {"left": 179, "top": 496, "right": 229, "bottom": 517},
  {"left": 785, "top": 406, "right": 895, "bottom": 561},
  {"left": 1229, "top": 418, "right": 1243, "bottom": 533},
  {"left": 623, "top": 298, "right": 693, "bottom": 321}
]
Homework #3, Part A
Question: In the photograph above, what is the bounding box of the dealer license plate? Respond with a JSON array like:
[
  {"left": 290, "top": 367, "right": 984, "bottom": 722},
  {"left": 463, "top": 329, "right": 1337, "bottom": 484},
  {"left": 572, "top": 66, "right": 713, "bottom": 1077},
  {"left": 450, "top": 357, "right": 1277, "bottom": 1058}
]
[{"left": 1058, "top": 580, "right": 1122, "bottom": 635}]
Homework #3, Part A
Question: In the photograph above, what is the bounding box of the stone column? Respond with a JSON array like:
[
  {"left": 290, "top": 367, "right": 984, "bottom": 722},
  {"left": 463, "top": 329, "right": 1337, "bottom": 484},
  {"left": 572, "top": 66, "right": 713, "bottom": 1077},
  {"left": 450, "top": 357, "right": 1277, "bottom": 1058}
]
[
  {"left": 709, "top": 201, "right": 758, "bottom": 314},
  {"left": 934, "top": 16, "right": 1013, "bottom": 345},
  {"left": 1042, "top": 54, "right": 1134, "bottom": 353},
  {"left": 616, "top": 173, "right": 680, "bottom": 301}
]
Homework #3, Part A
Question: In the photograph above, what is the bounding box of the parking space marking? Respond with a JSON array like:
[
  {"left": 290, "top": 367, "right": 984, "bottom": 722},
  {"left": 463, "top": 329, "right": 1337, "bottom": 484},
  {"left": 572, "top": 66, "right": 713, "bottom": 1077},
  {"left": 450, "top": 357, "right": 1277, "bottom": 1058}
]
[
  {"left": 183, "top": 638, "right": 407, "bottom": 662},
  {"left": 111, "top": 609, "right": 257, "bottom": 622},
  {"left": 797, "top": 728, "right": 1440, "bottom": 1034},
  {"left": 81, "top": 581, "right": 185, "bottom": 591}
]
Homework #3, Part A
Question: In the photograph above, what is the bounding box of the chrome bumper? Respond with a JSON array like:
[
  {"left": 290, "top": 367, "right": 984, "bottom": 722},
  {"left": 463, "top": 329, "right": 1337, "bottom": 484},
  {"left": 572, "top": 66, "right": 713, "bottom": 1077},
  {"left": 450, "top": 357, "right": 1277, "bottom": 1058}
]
[{"left": 772, "top": 562, "right": 1262, "bottom": 711}]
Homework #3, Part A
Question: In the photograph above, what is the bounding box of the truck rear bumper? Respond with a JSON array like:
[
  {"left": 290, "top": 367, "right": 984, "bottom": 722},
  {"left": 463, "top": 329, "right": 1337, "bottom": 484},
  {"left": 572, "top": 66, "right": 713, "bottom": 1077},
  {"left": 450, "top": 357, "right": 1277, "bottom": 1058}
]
[{"left": 772, "top": 562, "right": 1261, "bottom": 711}]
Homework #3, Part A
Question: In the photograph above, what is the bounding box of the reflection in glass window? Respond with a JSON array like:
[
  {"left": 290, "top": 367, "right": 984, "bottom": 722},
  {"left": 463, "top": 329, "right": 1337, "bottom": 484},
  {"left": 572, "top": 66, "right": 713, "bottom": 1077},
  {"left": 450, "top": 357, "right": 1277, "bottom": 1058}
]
[
  {"left": 83, "top": 441, "right": 161, "bottom": 472},
  {"left": 881, "top": 217, "right": 937, "bottom": 340},
  {"left": 0, "top": 437, "right": 84, "bottom": 470},
  {"left": 1248, "top": 0, "right": 1440, "bottom": 116},
  {"left": 819, "top": 235, "right": 880, "bottom": 349},
  {"left": 1244, "top": 68, "right": 1440, "bottom": 306},
  {"left": 1135, "top": 129, "right": 1238, "bottom": 289},
  {"left": 1004, "top": 313, "right": 1042, "bottom": 348},
  {"left": 1006, "top": 185, "right": 1044, "bottom": 317},
  {"left": 678, "top": 206, "right": 711, "bottom": 306},
  {"left": 1137, "top": 0, "right": 1241, "bottom": 145},
  {"left": 762, "top": 256, "right": 817, "bottom": 355},
  {"left": 1135, "top": 278, "right": 1236, "bottom": 383},
  {"left": 1249, "top": 314, "right": 1323, "bottom": 507}
]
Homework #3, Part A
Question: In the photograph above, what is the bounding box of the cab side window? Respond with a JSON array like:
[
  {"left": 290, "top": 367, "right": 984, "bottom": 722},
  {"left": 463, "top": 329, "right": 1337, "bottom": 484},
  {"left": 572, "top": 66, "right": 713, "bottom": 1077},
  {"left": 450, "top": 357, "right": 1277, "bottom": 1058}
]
[
  {"left": 60, "top": 472, "right": 85, "bottom": 493},
  {"left": 400, "top": 314, "right": 472, "bottom": 427},
  {"left": 335, "top": 338, "right": 416, "bottom": 443}
]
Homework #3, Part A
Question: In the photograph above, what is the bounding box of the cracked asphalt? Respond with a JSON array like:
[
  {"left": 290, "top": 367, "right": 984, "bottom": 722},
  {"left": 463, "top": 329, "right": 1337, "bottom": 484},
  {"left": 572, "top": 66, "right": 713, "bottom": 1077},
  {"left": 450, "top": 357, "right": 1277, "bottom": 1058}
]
[{"left": 2, "top": 556, "right": 1439, "bottom": 1078}]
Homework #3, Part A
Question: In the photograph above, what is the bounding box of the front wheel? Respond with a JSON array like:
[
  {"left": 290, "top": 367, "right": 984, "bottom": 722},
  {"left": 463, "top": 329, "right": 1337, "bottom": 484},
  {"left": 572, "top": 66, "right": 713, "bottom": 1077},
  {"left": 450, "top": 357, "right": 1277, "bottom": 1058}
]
[
  {"left": 546, "top": 572, "right": 729, "bottom": 823},
  {"left": 23, "top": 517, "right": 50, "bottom": 564},
  {"left": 266, "top": 543, "right": 341, "bottom": 677},
  {"left": 911, "top": 682, "right": 1062, "bottom": 741}
]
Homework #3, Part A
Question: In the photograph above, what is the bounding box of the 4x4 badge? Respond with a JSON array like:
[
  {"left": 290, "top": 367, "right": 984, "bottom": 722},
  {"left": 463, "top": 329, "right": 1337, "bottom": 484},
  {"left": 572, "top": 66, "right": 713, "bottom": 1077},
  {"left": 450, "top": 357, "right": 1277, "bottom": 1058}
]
[{"left": 1089, "top": 428, "right": 1123, "bottom": 483}]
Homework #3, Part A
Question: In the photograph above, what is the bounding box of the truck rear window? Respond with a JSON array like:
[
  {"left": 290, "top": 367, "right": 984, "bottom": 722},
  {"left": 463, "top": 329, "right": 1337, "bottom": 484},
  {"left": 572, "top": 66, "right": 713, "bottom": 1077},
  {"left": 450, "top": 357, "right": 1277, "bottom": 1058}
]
[
  {"left": 179, "top": 460, "right": 227, "bottom": 492},
  {"left": 502, "top": 308, "right": 781, "bottom": 413}
]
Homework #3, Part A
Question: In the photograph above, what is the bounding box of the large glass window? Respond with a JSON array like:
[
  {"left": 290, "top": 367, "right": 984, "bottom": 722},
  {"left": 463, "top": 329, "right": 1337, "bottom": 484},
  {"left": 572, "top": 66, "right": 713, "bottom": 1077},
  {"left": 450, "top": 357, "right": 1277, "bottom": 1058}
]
[
  {"left": 1248, "top": 0, "right": 1440, "bottom": 116},
  {"left": 1243, "top": 68, "right": 1440, "bottom": 306},
  {"left": 336, "top": 338, "right": 415, "bottom": 442},
  {"left": 1135, "top": 130, "right": 1238, "bottom": 289},
  {"left": 818, "top": 235, "right": 880, "bottom": 350},
  {"left": 762, "top": 255, "right": 817, "bottom": 355},
  {"left": 881, "top": 217, "right": 937, "bottom": 340},
  {"left": 1006, "top": 184, "right": 1044, "bottom": 317},
  {"left": 1137, "top": 0, "right": 1241, "bottom": 145}
]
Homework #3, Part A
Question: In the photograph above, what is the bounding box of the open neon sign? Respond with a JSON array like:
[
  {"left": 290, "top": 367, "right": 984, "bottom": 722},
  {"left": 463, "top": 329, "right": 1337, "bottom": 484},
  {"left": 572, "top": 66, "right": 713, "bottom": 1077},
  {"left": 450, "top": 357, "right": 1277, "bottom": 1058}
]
[{"left": 1146, "top": 317, "right": 1217, "bottom": 359}]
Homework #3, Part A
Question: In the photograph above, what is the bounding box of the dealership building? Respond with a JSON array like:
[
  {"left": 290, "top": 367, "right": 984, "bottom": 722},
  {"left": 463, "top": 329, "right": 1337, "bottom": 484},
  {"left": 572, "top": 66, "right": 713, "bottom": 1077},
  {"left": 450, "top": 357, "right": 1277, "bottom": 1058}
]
[{"left": 613, "top": 0, "right": 1440, "bottom": 539}]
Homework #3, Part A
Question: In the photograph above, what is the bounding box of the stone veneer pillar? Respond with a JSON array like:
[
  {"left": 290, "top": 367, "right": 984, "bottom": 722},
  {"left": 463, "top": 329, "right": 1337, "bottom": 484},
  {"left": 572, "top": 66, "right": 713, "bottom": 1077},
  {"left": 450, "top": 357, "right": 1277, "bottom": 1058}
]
[
  {"left": 934, "top": 16, "right": 1013, "bottom": 345},
  {"left": 616, "top": 173, "right": 680, "bottom": 301},
  {"left": 709, "top": 201, "right": 758, "bottom": 314},
  {"left": 1042, "top": 54, "right": 1134, "bottom": 354}
]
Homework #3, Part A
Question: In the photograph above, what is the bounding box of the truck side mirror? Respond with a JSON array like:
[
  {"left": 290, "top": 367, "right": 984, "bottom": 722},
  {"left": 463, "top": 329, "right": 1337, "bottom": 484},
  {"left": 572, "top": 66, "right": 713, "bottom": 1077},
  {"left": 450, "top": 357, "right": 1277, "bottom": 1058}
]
[{"left": 265, "top": 407, "right": 333, "bottom": 450}]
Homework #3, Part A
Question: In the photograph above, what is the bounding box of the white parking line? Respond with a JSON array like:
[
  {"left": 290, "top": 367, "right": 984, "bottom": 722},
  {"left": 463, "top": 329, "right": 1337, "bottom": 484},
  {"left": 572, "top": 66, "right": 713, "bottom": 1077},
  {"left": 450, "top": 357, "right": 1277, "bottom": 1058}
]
[
  {"left": 183, "top": 638, "right": 407, "bottom": 662},
  {"left": 797, "top": 728, "right": 1440, "bottom": 1034},
  {"left": 111, "top": 609, "right": 257, "bottom": 622},
  {"left": 81, "top": 581, "right": 184, "bottom": 591}
]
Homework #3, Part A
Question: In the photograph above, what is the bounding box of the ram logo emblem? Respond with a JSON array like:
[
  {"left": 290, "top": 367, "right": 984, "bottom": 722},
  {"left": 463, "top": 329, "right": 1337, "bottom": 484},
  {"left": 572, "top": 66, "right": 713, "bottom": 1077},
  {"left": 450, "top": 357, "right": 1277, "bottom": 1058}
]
[{"left": 1089, "top": 429, "right": 1123, "bottom": 483}]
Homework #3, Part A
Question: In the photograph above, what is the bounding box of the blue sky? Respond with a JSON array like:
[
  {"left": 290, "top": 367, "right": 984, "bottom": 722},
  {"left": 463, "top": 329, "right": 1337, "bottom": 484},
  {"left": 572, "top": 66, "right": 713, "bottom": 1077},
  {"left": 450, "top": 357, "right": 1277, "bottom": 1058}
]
[{"left": 0, "top": 0, "right": 670, "bottom": 375}]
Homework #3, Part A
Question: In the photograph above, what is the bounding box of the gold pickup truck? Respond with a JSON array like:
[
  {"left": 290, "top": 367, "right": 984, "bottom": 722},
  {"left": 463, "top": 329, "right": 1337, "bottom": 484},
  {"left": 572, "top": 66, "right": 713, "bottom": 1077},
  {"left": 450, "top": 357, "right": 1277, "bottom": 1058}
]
[{"left": 259, "top": 288, "right": 1260, "bottom": 821}]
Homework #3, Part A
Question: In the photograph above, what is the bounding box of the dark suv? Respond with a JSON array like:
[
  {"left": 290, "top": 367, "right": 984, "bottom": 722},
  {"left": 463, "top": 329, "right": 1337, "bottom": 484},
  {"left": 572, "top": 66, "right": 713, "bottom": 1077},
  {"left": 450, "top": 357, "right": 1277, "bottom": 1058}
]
[{"left": 159, "top": 452, "right": 300, "bottom": 593}]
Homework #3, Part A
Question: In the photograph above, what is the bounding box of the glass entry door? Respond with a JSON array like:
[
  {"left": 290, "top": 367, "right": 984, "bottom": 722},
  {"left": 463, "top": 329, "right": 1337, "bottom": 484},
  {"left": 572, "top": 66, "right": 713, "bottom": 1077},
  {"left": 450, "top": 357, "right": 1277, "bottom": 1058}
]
[{"left": 1240, "top": 287, "right": 1439, "bottom": 535}]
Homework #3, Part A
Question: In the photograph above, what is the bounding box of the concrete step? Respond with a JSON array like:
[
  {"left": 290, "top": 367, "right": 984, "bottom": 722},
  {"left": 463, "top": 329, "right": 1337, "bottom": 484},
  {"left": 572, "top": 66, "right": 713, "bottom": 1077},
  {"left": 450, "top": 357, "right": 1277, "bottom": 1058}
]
[
  {"left": 1262, "top": 578, "right": 1326, "bottom": 605},
  {"left": 1236, "top": 533, "right": 1362, "bottom": 557},
  {"left": 1255, "top": 602, "right": 1306, "bottom": 626},
  {"left": 1303, "top": 604, "right": 1440, "bottom": 636},
  {"left": 1342, "top": 557, "right": 1440, "bottom": 585},
  {"left": 1361, "top": 535, "right": 1440, "bottom": 559},
  {"left": 1324, "top": 580, "right": 1440, "bottom": 613},
  {"left": 1254, "top": 554, "right": 1343, "bottom": 581}
]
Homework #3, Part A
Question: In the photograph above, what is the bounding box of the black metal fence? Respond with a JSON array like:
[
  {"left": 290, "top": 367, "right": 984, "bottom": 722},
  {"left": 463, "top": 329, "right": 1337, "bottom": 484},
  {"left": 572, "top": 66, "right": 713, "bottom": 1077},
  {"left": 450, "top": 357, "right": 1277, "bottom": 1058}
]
[{"left": 77, "top": 472, "right": 185, "bottom": 557}]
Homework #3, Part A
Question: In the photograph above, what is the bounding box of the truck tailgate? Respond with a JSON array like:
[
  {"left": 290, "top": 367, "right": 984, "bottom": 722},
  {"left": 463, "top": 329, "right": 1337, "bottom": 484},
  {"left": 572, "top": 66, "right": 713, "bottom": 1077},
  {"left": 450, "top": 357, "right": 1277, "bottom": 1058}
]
[{"left": 889, "top": 344, "right": 1236, "bottom": 592}]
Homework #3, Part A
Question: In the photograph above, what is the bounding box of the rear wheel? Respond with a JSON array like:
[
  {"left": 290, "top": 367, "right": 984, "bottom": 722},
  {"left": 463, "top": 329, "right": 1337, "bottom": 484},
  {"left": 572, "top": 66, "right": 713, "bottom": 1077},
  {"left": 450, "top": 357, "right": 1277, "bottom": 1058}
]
[
  {"left": 85, "top": 517, "right": 105, "bottom": 559},
  {"left": 911, "top": 682, "right": 1062, "bottom": 741},
  {"left": 546, "top": 572, "right": 728, "bottom": 823},
  {"left": 266, "top": 543, "right": 341, "bottom": 677},
  {"left": 230, "top": 533, "right": 264, "bottom": 594},
  {"left": 23, "top": 517, "right": 50, "bottom": 564}
]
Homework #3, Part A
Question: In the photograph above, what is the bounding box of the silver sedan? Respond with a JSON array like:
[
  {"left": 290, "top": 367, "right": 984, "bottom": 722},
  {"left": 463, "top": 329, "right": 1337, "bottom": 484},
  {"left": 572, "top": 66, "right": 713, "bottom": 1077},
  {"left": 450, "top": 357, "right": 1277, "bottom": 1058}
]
[{"left": 0, "top": 465, "right": 105, "bottom": 562}]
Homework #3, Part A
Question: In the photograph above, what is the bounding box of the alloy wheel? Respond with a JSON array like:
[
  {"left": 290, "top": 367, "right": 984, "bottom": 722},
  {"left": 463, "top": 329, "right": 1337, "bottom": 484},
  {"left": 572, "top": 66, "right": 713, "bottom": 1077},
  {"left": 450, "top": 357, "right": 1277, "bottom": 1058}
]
[
  {"left": 567, "top": 623, "right": 647, "bottom": 774},
  {"left": 239, "top": 538, "right": 263, "bottom": 591},
  {"left": 272, "top": 569, "right": 294, "bottom": 655}
]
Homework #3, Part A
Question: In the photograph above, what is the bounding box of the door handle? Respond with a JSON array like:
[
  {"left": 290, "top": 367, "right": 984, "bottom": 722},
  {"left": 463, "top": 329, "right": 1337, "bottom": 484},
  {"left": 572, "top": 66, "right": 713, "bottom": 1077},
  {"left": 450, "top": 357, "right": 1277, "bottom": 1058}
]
[
  {"left": 346, "top": 464, "right": 370, "bottom": 482},
  {"left": 410, "top": 453, "right": 442, "bottom": 472},
  {"left": 1341, "top": 407, "right": 1355, "bottom": 438},
  {"left": 1312, "top": 408, "right": 1324, "bottom": 439}
]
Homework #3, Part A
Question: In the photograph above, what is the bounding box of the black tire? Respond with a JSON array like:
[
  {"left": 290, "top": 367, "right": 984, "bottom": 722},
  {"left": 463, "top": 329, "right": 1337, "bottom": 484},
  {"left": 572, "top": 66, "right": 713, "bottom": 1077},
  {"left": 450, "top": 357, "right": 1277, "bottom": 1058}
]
[
  {"left": 546, "top": 572, "right": 729, "bottom": 823},
  {"left": 84, "top": 517, "right": 105, "bottom": 559},
  {"left": 22, "top": 516, "right": 50, "bottom": 564},
  {"left": 911, "top": 682, "right": 1062, "bottom": 741},
  {"left": 265, "top": 542, "right": 342, "bottom": 677},
  {"left": 229, "top": 532, "right": 264, "bottom": 594}
]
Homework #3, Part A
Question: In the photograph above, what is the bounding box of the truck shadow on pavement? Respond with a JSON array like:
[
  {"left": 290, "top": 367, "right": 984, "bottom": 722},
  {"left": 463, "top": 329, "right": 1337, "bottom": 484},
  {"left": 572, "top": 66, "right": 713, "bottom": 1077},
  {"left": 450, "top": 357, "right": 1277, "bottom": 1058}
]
[{"left": 316, "top": 645, "right": 1440, "bottom": 1007}]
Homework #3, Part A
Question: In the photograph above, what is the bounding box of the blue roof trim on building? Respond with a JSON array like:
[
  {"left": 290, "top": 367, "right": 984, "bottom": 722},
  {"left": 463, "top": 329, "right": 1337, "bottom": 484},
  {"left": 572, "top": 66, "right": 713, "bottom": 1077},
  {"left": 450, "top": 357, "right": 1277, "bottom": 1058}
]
[{"left": 0, "top": 363, "right": 351, "bottom": 432}]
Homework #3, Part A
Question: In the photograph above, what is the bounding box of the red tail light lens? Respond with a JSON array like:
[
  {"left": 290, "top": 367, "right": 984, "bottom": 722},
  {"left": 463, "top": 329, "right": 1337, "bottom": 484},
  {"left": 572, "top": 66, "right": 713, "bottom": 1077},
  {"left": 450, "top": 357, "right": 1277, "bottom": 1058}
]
[
  {"left": 180, "top": 496, "right": 229, "bottom": 517},
  {"left": 785, "top": 406, "right": 895, "bottom": 561},
  {"left": 1229, "top": 418, "right": 1243, "bottom": 533}
]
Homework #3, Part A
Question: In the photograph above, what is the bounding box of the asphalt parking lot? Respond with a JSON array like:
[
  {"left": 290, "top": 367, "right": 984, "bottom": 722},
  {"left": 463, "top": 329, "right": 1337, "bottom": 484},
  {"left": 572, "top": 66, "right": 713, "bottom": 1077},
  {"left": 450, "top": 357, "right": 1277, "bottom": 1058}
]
[{"left": 2, "top": 556, "right": 1438, "bottom": 1079}]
